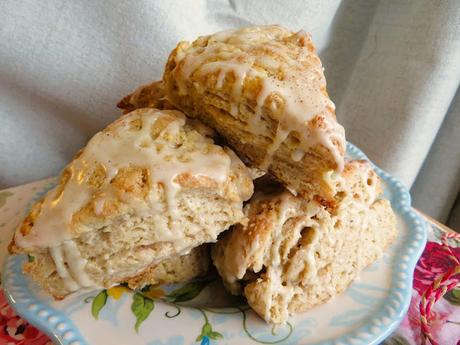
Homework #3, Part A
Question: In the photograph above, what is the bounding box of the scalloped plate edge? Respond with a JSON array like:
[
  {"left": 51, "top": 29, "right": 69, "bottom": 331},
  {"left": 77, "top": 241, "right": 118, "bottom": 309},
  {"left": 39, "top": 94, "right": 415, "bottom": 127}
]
[{"left": 1, "top": 142, "right": 428, "bottom": 345}]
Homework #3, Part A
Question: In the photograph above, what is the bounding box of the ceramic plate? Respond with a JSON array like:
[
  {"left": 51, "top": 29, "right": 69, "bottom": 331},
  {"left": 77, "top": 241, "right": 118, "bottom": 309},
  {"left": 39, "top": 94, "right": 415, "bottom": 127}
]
[{"left": 2, "top": 143, "right": 427, "bottom": 345}]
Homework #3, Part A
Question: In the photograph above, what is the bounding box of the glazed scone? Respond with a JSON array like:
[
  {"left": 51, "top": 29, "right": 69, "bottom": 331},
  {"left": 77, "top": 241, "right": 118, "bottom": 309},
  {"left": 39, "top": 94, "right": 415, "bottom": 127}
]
[
  {"left": 9, "top": 108, "right": 253, "bottom": 299},
  {"left": 117, "top": 80, "right": 175, "bottom": 114},
  {"left": 117, "top": 82, "right": 265, "bottom": 180},
  {"left": 212, "top": 160, "right": 396, "bottom": 323},
  {"left": 126, "top": 245, "right": 209, "bottom": 289},
  {"left": 163, "top": 25, "right": 346, "bottom": 201}
]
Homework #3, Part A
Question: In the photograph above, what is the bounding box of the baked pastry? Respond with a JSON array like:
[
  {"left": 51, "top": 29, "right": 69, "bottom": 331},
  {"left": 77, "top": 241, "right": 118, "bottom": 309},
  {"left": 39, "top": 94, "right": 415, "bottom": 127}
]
[
  {"left": 126, "top": 245, "right": 209, "bottom": 289},
  {"left": 117, "top": 81, "right": 223, "bottom": 143},
  {"left": 162, "top": 25, "right": 346, "bottom": 201},
  {"left": 9, "top": 108, "right": 253, "bottom": 299},
  {"left": 212, "top": 160, "right": 396, "bottom": 323},
  {"left": 117, "top": 80, "right": 175, "bottom": 114}
]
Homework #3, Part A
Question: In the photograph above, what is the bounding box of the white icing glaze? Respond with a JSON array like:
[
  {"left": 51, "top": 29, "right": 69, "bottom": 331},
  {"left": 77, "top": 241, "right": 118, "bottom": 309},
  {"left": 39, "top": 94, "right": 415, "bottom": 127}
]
[
  {"left": 49, "top": 245, "right": 79, "bottom": 292},
  {"left": 60, "top": 240, "right": 95, "bottom": 288},
  {"left": 15, "top": 109, "right": 232, "bottom": 253},
  {"left": 172, "top": 25, "right": 345, "bottom": 171},
  {"left": 93, "top": 198, "right": 105, "bottom": 216},
  {"left": 260, "top": 127, "right": 290, "bottom": 169},
  {"left": 291, "top": 149, "right": 305, "bottom": 162},
  {"left": 301, "top": 228, "right": 320, "bottom": 281},
  {"left": 263, "top": 193, "right": 295, "bottom": 320},
  {"left": 198, "top": 60, "right": 255, "bottom": 118},
  {"left": 262, "top": 192, "right": 320, "bottom": 321}
]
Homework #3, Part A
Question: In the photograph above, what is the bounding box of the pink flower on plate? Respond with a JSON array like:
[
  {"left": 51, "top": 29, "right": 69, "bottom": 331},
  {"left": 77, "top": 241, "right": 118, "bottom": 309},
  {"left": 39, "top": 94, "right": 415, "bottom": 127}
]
[
  {"left": 0, "top": 290, "right": 51, "bottom": 345},
  {"left": 413, "top": 241, "right": 460, "bottom": 295}
]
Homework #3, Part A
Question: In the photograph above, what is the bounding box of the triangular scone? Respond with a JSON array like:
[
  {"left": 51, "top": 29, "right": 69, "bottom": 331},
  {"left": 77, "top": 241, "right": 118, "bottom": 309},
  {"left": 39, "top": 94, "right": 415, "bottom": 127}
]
[
  {"left": 162, "top": 25, "right": 346, "bottom": 202},
  {"left": 212, "top": 160, "right": 396, "bottom": 324},
  {"left": 9, "top": 108, "right": 253, "bottom": 299}
]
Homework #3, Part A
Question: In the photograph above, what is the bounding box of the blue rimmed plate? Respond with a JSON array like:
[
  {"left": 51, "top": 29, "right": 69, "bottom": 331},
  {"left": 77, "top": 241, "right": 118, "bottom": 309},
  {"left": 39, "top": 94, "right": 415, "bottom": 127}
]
[{"left": 2, "top": 143, "right": 427, "bottom": 345}]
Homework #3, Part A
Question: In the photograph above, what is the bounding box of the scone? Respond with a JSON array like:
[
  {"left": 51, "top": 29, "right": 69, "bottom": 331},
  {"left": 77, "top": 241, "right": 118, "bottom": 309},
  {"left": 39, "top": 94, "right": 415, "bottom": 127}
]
[
  {"left": 9, "top": 108, "right": 253, "bottom": 299},
  {"left": 162, "top": 25, "right": 346, "bottom": 201},
  {"left": 117, "top": 81, "right": 221, "bottom": 142},
  {"left": 117, "top": 80, "right": 174, "bottom": 114},
  {"left": 126, "top": 245, "right": 210, "bottom": 289},
  {"left": 212, "top": 160, "right": 396, "bottom": 323}
]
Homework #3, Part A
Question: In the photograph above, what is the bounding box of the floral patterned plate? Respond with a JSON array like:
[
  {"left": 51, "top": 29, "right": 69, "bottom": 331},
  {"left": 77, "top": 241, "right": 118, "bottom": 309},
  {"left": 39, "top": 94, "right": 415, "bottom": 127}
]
[{"left": 1, "top": 143, "right": 427, "bottom": 345}]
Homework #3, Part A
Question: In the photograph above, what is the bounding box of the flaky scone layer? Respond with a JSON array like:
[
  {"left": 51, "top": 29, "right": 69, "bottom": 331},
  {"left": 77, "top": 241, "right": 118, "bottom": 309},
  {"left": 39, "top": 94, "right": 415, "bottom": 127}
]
[
  {"left": 125, "top": 245, "right": 210, "bottom": 290},
  {"left": 212, "top": 160, "right": 396, "bottom": 323},
  {"left": 117, "top": 80, "right": 175, "bottom": 114}
]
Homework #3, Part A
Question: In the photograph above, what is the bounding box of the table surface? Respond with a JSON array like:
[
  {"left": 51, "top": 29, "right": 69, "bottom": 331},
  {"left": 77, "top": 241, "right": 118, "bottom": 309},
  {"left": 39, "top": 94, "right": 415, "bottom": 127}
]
[{"left": 0, "top": 179, "right": 459, "bottom": 345}]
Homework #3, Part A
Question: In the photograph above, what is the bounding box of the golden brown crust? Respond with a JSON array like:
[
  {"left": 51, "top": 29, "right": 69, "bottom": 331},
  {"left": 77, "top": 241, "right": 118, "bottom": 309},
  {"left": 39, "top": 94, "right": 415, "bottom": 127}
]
[
  {"left": 117, "top": 81, "right": 175, "bottom": 114},
  {"left": 9, "top": 200, "right": 44, "bottom": 254},
  {"left": 162, "top": 26, "right": 345, "bottom": 201}
]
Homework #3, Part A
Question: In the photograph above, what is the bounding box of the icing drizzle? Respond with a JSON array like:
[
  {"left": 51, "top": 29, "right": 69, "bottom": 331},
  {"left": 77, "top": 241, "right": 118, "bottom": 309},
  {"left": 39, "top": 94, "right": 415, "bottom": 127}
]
[
  {"left": 172, "top": 25, "right": 345, "bottom": 171},
  {"left": 15, "top": 109, "right": 235, "bottom": 291}
]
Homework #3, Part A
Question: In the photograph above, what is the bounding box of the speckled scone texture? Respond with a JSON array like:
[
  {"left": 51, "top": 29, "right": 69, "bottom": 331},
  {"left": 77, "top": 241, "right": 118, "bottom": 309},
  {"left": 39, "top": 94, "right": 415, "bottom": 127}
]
[
  {"left": 10, "top": 108, "right": 253, "bottom": 299},
  {"left": 163, "top": 25, "right": 345, "bottom": 202},
  {"left": 126, "top": 245, "right": 210, "bottom": 289},
  {"left": 212, "top": 160, "right": 397, "bottom": 323}
]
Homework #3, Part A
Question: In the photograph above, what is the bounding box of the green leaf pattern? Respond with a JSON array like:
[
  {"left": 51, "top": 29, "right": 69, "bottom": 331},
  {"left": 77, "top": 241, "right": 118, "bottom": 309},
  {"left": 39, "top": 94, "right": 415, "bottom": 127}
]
[
  {"left": 91, "top": 290, "right": 108, "bottom": 320},
  {"left": 444, "top": 288, "right": 460, "bottom": 305},
  {"left": 196, "top": 322, "right": 222, "bottom": 341},
  {"left": 382, "top": 335, "right": 412, "bottom": 345},
  {"left": 166, "top": 281, "right": 207, "bottom": 303},
  {"left": 84, "top": 282, "right": 291, "bottom": 344},
  {"left": 131, "top": 292, "right": 155, "bottom": 332}
]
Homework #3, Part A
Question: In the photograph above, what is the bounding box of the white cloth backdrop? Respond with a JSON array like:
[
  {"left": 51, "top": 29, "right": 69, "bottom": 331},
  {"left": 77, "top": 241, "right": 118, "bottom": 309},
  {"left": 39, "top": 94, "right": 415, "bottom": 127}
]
[{"left": 1, "top": 0, "right": 459, "bottom": 229}]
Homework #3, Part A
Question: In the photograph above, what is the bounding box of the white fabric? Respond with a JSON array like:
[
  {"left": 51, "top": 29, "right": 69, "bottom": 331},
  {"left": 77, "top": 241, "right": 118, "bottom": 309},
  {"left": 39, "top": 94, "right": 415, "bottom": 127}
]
[{"left": 1, "top": 0, "right": 459, "bottom": 228}]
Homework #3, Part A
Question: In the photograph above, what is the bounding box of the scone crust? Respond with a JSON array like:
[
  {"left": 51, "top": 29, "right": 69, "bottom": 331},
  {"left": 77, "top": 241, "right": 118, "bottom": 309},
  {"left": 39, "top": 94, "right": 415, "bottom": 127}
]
[
  {"left": 212, "top": 160, "right": 396, "bottom": 323},
  {"left": 117, "top": 80, "right": 175, "bottom": 114},
  {"left": 163, "top": 25, "right": 345, "bottom": 200},
  {"left": 10, "top": 108, "right": 253, "bottom": 299},
  {"left": 126, "top": 245, "right": 210, "bottom": 289},
  {"left": 10, "top": 108, "right": 253, "bottom": 253}
]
